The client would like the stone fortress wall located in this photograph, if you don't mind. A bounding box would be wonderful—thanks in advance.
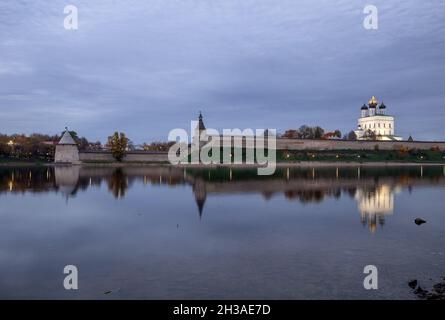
[68,138,445,164]
[276,138,445,151]
[55,135,445,164]
[78,150,169,162]
[214,136,445,151]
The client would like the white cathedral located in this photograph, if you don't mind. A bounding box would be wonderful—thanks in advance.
[354,96,402,141]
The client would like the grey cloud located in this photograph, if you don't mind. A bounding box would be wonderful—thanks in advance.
[0,0,444,142]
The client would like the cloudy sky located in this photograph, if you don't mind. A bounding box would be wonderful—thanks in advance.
[0,0,444,143]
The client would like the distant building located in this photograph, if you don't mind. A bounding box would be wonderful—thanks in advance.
[354,96,402,141]
[192,111,207,149]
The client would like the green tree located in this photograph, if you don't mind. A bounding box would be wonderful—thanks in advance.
[364,129,377,141]
[313,126,325,139]
[298,125,312,139]
[107,132,129,161]
[344,130,357,140]
[334,130,342,138]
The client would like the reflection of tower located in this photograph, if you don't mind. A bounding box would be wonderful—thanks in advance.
[54,166,80,200]
[355,184,394,233]
[193,178,207,219]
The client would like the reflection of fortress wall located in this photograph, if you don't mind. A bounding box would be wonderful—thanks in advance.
[201,177,401,196]
[78,166,184,180]
[3,166,445,225]
[52,167,445,199]
[6,166,445,199]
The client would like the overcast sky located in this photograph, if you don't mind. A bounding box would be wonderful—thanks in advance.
[1,0,444,143]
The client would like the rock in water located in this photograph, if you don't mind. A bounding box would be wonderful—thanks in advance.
[414,286,429,299]
[408,279,418,289]
[433,282,445,295]
[414,218,426,225]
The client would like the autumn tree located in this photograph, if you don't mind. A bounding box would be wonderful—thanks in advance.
[313,126,325,139]
[281,129,299,139]
[333,130,342,138]
[107,132,129,162]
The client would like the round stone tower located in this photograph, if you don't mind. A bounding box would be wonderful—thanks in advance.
[54,128,80,164]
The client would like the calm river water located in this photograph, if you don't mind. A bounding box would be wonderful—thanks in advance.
[0,165,444,299]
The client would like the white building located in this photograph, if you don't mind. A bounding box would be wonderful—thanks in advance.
[354,96,402,141]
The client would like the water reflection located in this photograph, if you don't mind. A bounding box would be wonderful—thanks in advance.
[107,168,128,199]
[1,165,445,232]
[356,185,398,233]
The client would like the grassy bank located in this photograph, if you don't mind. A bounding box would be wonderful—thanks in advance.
[0,157,51,166]
[276,149,445,163]
[2,149,445,165]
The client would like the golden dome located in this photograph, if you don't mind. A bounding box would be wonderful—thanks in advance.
[368,96,378,108]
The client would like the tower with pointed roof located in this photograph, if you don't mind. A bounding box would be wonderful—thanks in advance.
[354,96,402,141]
[54,127,80,163]
[192,112,207,161]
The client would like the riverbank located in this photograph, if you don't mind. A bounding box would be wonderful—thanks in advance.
[4,148,445,167]
[2,160,445,168]
[0,161,50,167]
[177,161,445,168]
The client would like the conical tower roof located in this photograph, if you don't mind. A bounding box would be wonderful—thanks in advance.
[58,128,77,145]
[198,112,206,130]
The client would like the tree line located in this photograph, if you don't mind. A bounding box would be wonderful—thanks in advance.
[0,126,360,163]
[280,125,357,140]
[0,131,98,162]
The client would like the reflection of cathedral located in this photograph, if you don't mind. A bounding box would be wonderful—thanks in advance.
[355,185,395,233]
